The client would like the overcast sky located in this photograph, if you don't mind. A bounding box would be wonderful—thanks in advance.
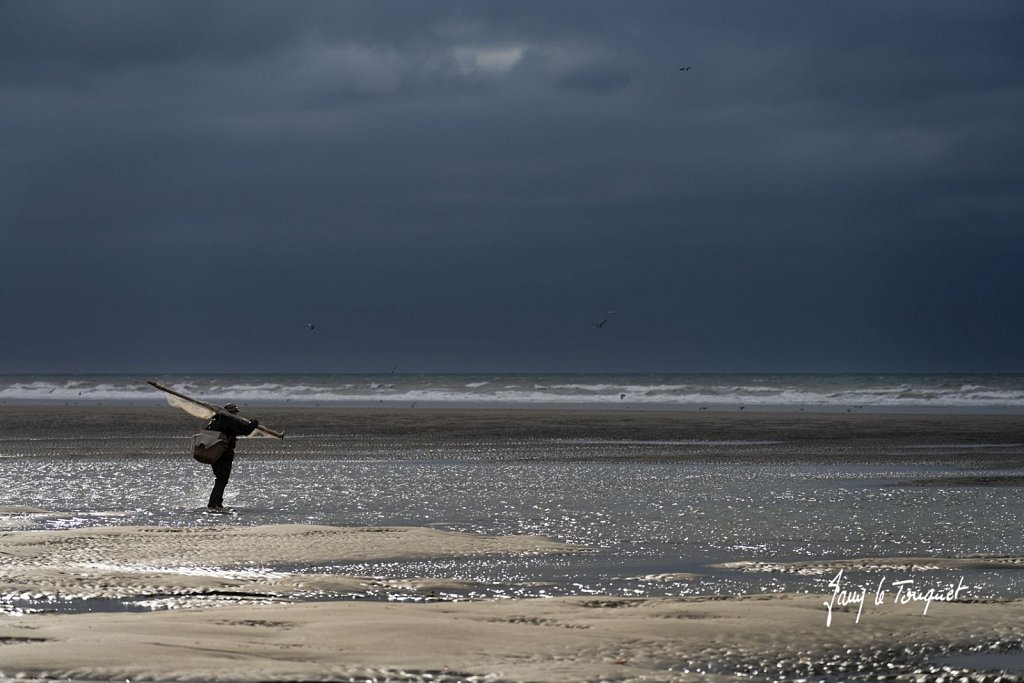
[2,1,1022,374]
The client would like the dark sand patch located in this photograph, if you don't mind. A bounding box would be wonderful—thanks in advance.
[716,556,1024,574]
[896,475,1024,487]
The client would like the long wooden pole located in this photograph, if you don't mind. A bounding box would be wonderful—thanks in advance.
[148,380,285,439]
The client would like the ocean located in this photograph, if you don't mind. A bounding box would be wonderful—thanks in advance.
[2,372,1024,412]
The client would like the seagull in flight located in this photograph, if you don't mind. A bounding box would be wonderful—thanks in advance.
[679,66,692,71]
[591,310,617,328]
[307,323,316,331]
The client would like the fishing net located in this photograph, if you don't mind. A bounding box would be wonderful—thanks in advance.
[164,392,216,420]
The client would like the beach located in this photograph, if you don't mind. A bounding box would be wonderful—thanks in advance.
[3,403,1024,458]
[2,405,1023,681]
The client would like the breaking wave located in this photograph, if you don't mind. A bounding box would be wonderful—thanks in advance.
[1,374,1023,411]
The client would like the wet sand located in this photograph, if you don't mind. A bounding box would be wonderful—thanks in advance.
[0,518,1021,682]
[1,590,1021,682]
[0,523,580,608]
[3,404,1024,463]
[2,406,1024,681]
[896,474,1024,487]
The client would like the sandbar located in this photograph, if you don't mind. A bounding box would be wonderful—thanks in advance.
[0,589,1020,682]
[1,523,1022,682]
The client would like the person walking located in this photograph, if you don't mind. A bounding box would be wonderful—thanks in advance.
[204,403,257,510]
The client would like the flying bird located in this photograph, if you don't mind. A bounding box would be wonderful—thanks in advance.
[678,66,692,71]
[307,323,316,331]
[591,310,617,329]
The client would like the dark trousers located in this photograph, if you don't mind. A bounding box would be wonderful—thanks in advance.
[208,450,234,508]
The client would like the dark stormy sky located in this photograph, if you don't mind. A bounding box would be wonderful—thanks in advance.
[2,1,1023,374]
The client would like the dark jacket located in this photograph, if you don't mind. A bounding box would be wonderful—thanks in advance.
[205,413,258,449]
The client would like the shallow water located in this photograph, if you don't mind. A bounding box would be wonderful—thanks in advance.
[3,424,1024,604]
[939,650,1024,674]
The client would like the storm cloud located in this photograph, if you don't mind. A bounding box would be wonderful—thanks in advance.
[2,1,1022,373]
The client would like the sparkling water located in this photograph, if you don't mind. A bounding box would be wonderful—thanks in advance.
[3,398,1022,604]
